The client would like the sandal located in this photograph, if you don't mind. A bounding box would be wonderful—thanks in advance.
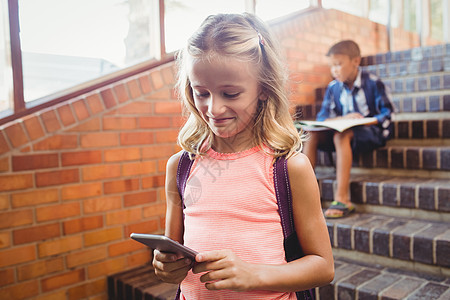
[325,201,355,219]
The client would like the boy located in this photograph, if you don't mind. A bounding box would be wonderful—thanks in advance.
[303,40,394,218]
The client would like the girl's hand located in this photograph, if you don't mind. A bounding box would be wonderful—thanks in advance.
[193,250,258,291]
[153,249,193,284]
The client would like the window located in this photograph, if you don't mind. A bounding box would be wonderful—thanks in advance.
[0,0,12,114]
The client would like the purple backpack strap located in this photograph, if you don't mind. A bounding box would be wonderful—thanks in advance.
[173,151,194,300]
[273,156,315,300]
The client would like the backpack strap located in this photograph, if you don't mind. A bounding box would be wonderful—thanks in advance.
[273,156,315,300]
[176,151,195,208]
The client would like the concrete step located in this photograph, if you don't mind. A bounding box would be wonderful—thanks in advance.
[383,74,450,96]
[316,173,450,216]
[318,257,450,300]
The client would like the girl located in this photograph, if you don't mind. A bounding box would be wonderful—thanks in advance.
[153,13,334,299]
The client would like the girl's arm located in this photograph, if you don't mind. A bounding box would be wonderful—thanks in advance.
[153,151,193,284]
[193,152,334,292]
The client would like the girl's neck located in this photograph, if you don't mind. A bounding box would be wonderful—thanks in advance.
[211,131,257,154]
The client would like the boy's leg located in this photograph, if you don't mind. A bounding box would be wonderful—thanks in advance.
[302,131,328,168]
[325,129,354,218]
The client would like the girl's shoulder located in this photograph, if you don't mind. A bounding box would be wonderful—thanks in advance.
[286,152,314,177]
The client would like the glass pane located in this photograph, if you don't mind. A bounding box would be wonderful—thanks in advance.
[369,0,389,25]
[164,0,246,54]
[19,0,157,102]
[255,0,310,21]
[430,0,443,40]
[322,0,364,17]
[0,0,13,114]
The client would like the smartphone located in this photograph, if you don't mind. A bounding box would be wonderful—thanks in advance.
[130,233,198,260]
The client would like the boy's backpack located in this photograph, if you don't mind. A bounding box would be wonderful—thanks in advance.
[175,151,315,300]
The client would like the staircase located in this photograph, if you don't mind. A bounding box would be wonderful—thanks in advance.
[297,44,450,299]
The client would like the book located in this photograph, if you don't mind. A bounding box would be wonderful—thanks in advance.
[295,117,378,133]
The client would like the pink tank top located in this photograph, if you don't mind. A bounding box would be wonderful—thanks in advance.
[180,146,296,299]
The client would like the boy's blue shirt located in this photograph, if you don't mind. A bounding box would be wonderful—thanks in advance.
[316,70,394,132]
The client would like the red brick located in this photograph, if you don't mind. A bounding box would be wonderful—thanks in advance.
[22,115,45,141]
[40,109,61,133]
[84,227,122,247]
[150,70,165,90]
[120,132,154,146]
[67,278,105,300]
[36,169,79,187]
[0,268,14,286]
[0,194,9,211]
[155,129,178,144]
[104,147,141,162]
[139,116,172,128]
[124,220,159,237]
[61,150,102,166]
[38,235,82,258]
[138,74,152,94]
[71,99,90,121]
[113,83,129,103]
[0,244,36,268]
[127,78,142,99]
[146,89,171,101]
[63,215,103,235]
[57,104,76,127]
[12,188,59,208]
[0,133,10,154]
[66,246,107,268]
[142,175,165,188]
[106,207,142,226]
[109,239,145,257]
[118,101,152,114]
[4,122,29,148]
[66,118,101,132]
[104,178,139,194]
[87,257,127,279]
[143,203,166,218]
[14,222,61,245]
[0,209,33,229]
[122,161,156,177]
[124,191,157,207]
[127,250,151,267]
[82,164,121,181]
[35,290,66,300]
[100,87,117,109]
[103,116,137,130]
[0,280,39,299]
[17,257,64,281]
[80,132,119,148]
[41,269,85,292]
[83,196,122,214]
[36,202,80,222]
[161,65,175,85]
[61,182,102,201]
[33,134,78,151]
[142,145,175,159]
[12,153,59,171]
[154,101,182,114]
[85,93,104,114]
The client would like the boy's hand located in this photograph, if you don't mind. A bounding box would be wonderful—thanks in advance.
[342,112,363,119]
[153,249,193,284]
[193,250,258,291]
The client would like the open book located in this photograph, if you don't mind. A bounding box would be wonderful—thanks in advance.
[295,117,378,133]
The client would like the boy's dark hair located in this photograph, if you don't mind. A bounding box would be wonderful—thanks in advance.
[326,40,360,58]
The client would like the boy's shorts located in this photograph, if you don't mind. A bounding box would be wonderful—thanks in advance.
[317,125,386,154]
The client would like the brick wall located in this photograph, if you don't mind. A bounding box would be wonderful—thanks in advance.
[0,8,432,300]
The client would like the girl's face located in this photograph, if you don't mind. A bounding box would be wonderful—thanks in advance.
[187,55,262,150]
[328,54,360,85]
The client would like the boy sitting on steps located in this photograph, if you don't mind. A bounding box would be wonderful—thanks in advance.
[302,40,394,219]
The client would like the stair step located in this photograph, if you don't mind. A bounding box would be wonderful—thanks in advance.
[361,43,450,66]
[317,174,450,215]
[318,257,450,300]
[315,145,450,172]
[383,74,450,95]
[324,212,449,270]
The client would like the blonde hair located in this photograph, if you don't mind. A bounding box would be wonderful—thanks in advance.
[176,13,303,159]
